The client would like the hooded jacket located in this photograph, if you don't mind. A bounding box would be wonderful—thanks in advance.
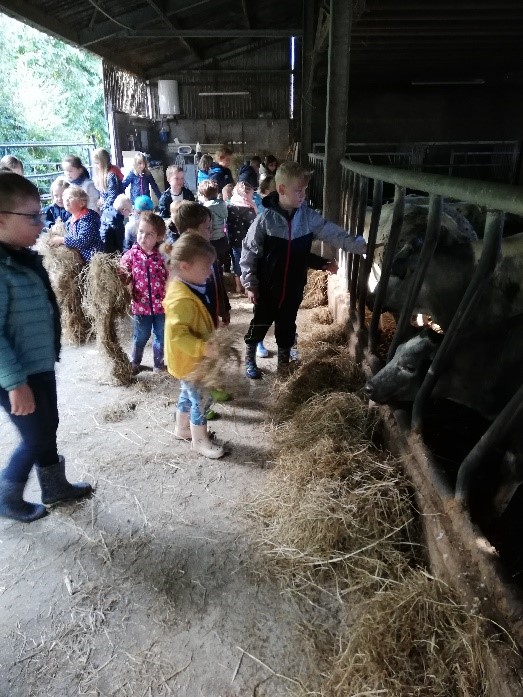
[120,244,168,315]
[240,191,366,306]
[100,207,125,253]
[158,186,195,218]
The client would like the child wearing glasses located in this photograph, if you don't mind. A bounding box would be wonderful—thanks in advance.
[0,171,92,522]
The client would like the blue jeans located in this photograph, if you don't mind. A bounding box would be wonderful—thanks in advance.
[231,246,242,277]
[0,371,59,483]
[131,314,165,368]
[178,381,211,426]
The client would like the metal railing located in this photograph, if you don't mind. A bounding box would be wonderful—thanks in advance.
[333,157,523,506]
[0,137,97,201]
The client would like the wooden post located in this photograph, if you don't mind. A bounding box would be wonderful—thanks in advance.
[300,0,315,166]
[322,0,352,223]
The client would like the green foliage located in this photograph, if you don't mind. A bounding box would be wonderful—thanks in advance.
[0,12,108,169]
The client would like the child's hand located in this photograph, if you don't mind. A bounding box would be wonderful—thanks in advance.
[205,341,218,359]
[247,288,259,304]
[323,260,338,274]
[9,384,35,416]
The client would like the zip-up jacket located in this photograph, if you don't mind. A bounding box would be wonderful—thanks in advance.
[64,208,103,262]
[43,203,71,228]
[0,244,61,391]
[240,191,366,305]
[158,186,195,218]
[100,207,125,253]
[120,244,168,315]
[122,171,162,204]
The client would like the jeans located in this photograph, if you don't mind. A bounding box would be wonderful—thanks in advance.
[178,381,211,426]
[0,371,59,483]
[231,246,242,277]
[131,314,165,368]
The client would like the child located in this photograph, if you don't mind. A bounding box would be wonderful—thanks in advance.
[222,183,234,203]
[198,179,229,268]
[48,185,103,263]
[120,212,168,373]
[241,161,366,379]
[0,171,92,522]
[44,177,71,228]
[163,233,225,459]
[227,170,258,295]
[158,165,195,218]
[122,152,162,205]
[124,195,154,252]
[259,154,278,177]
[61,155,99,211]
[208,147,235,192]
[100,193,132,253]
[197,154,214,186]
[256,175,276,215]
[249,156,262,178]
[93,148,124,211]
[0,155,24,175]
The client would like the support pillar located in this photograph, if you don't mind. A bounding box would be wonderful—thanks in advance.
[322,0,352,223]
[300,0,315,166]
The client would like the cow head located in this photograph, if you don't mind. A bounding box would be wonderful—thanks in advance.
[364,331,442,404]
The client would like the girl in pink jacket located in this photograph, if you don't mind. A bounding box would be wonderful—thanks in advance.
[120,212,168,373]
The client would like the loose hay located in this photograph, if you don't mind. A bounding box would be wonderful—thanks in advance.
[311,307,333,325]
[324,569,491,697]
[186,327,241,391]
[302,270,328,309]
[40,226,91,345]
[271,347,366,422]
[81,253,134,386]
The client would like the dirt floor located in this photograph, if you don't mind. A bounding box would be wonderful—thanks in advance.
[0,296,319,697]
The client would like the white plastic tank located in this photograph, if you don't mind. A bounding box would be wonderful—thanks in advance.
[158,80,180,115]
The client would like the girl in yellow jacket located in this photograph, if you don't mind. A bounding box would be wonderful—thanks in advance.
[163,233,225,459]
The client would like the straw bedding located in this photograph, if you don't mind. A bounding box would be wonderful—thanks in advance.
[301,269,329,309]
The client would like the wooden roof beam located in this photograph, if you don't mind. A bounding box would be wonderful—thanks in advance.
[0,0,80,45]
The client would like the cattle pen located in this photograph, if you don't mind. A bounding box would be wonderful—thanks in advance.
[309,152,523,682]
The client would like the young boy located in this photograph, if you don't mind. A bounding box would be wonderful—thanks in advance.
[0,172,92,522]
[100,193,132,253]
[158,165,195,218]
[44,177,71,228]
[197,179,229,268]
[240,161,366,379]
[209,147,235,192]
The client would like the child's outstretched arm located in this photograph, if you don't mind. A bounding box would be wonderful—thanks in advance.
[240,217,265,302]
[148,173,162,201]
[307,208,366,255]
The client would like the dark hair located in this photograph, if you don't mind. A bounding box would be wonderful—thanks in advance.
[139,211,166,238]
[264,154,278,167]
[250,155,262,166]
[0,172,39,209]
[198,155,213,172]
[173,201,211,233]
[0,155,24,173]
[238,165,258,189]
[62,155,89,179]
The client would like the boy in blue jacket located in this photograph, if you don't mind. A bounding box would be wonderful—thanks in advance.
[240,161,366,379]
[0,172,92,522]
[100,193,132,253]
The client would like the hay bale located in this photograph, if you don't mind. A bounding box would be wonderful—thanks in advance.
[40,228,91,345]
[81,253,134,386]
[271,348,366,422]
[311,307,333,325]
[186,327,241,391]
[324,569,491,697]
[302,270,328,309]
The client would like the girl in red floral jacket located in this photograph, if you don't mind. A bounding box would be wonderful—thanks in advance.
[120,212,168,373]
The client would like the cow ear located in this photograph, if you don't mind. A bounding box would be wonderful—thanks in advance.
[419,328,443,357]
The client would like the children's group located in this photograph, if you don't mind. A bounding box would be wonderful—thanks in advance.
[0,147,366,521]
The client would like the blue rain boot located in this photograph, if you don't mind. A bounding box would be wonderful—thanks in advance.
[245,344,262,379]
[256,342,269,358]
[0,474,47,523]
[36,456,92,506]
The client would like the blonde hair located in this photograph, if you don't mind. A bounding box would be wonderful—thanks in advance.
[133,152,149,174]
[222,183,234,201]
[167,232,216,272]
[214,146,233,162]
[198,179,218,200]
[63,184,88,206]
[114,194,132,213]
[165,165,184,181]
[93,148,111,191]
[275,161,311,188]
[51,177,70,195]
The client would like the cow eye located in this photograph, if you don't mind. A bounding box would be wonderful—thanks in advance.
[402,363,416,374]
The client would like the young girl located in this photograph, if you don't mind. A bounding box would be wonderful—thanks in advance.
[198,179,229,268]
[48,185,103,262]
[260,154,278,177]
[93,148,124,211]
[0,172,91,522]
[163,233,225,459]
[61,155,99,211]
[44,177,71,228]
[120,212,168,373]
[197,154,213,186]
[122,152,162,205]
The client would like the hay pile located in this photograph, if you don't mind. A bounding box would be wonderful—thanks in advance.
[81,253,134,386]
[186,327,241,391]
[324,569,491,697]
[311,307,333,325]
[40,223,91,345]
[302,270,328,309]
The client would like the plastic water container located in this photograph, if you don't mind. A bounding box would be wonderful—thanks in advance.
[178,146,192,155]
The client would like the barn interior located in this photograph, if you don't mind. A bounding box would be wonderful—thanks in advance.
[2,0,523,685]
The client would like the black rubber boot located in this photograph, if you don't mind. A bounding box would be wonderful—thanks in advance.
[277,347,292,376]
[0,476,48,523]
[36,456,93,506]
[245,344,262,379]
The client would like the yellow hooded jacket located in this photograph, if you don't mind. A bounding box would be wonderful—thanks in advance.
[163,278,214,379]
